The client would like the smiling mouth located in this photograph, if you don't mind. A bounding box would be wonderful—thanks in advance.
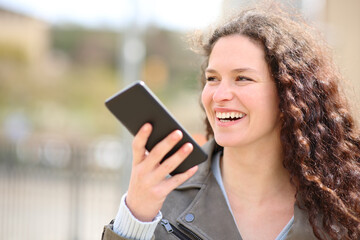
[216,111,246,122]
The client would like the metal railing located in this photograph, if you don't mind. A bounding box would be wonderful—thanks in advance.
[0,135,129,240]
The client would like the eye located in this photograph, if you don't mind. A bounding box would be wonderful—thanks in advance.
[206,76,218,82]
[236,76,252,82]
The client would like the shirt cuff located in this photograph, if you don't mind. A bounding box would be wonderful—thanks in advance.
[113,193,162,240]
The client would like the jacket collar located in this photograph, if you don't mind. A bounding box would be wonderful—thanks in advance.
[285,205,317,239]
[176,166,243,239]
[176,139,317,240]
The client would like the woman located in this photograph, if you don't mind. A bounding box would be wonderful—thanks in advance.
[102,4,360,240]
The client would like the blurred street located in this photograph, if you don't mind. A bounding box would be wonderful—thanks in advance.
[0,0,359,239]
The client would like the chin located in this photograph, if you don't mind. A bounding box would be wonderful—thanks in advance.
[214,134,242,148]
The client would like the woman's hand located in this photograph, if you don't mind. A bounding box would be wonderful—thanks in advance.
[126,123,198,222]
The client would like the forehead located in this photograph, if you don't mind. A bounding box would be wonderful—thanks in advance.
[208,35,267,70]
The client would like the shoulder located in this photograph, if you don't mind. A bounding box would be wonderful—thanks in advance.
[286,204,318,239]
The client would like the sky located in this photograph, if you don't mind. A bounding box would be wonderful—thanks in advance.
[0,0,223,30]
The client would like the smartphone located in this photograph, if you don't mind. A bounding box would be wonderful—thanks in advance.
[105,81,208,175]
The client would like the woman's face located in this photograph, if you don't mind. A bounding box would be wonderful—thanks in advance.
[201,35,281,148]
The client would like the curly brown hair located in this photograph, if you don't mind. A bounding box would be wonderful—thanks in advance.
[194,3,360,239]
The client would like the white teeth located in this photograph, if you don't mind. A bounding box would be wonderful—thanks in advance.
[216,111,245,120]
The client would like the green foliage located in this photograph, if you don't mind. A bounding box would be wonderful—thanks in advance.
[51,25,118,68]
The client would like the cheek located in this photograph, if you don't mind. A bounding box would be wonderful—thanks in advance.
[201,86,214,121]
[244,85,280,117]
[257,90,280,119]
[201,86,211,109]
[264,87,280,110]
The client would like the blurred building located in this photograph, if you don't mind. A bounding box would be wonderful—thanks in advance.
[325,0,360,120]
[0,7,49,68]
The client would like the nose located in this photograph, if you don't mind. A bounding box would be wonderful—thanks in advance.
[213,81,233,102]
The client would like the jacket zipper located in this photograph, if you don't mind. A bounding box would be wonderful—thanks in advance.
[161,219,203,240]
[178,223,203,240]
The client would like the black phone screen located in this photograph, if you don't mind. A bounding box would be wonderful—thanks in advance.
[105,81,207,175]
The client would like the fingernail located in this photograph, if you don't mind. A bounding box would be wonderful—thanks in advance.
[183,143,193,153]
[190,165,198,172]
[172,130,182,139]
[143,123,151,131]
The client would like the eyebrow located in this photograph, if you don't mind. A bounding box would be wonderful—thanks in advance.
[205,68,258,74]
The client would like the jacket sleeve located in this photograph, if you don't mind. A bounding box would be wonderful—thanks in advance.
[101,193,159,240]
[113,193,161,238]
[101,222,155,240]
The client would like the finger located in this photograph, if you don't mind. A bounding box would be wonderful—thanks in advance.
[145,129,183,168]
[132,123,152,164]
[161,165,198,194]
[154,143,193,179]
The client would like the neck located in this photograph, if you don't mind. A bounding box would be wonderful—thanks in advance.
[221,137,294,205]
